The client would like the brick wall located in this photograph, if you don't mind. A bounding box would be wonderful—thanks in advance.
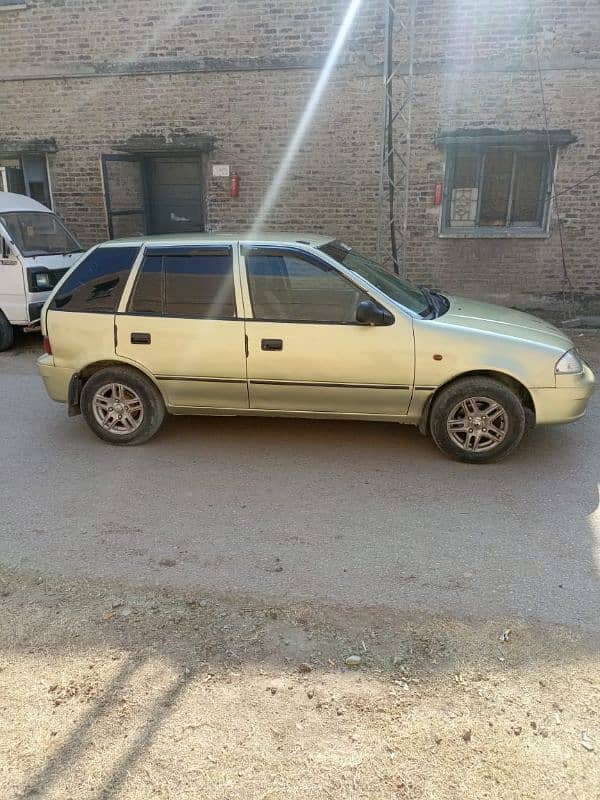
[1,0,599,313]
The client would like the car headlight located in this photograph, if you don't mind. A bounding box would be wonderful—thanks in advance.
[33,271,51,290]
[555,349,584,374]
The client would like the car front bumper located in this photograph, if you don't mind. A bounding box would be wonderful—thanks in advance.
[531,362,595,425]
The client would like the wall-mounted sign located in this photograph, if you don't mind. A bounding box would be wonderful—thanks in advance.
[212,164,230,177]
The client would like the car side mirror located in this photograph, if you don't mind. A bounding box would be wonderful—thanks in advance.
[355,299,394,326]
[1,239,17,264]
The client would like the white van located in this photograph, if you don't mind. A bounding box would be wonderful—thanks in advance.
[0,192,84,351]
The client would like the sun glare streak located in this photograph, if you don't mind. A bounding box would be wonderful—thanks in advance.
[250,0,364,237]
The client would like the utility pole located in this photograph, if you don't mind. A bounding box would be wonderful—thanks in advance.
[377,0,416,276]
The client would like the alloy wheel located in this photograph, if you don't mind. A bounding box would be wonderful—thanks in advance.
[446,396,508,453]
[91,382,144,435]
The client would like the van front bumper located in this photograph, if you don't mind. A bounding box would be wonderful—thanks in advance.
[37,355,73,403]
[531,363,595,425]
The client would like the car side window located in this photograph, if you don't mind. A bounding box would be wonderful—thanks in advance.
[50,246,139,313]
[245,248,368,323]
[127,254,162,315]
[128,247,236,319]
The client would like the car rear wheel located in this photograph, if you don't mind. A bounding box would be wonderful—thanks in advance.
[429,377,526,463]
[81,367,165,445]
[0,311,15,352]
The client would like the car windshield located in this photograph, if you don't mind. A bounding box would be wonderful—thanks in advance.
[0,211,82,258]
[320,241,430,315]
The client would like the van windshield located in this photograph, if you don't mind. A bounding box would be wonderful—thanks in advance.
[0,211,82,258]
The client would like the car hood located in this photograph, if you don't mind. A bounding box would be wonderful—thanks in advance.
[440,295,574,350]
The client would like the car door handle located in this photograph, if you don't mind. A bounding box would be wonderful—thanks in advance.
[261,338,283,351]
[131,332,151,345]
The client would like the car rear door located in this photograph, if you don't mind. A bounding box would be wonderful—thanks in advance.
[115,244,248,410]
[241,245,414,416]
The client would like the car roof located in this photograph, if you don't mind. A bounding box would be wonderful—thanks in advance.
[99,232,335,248]
[0,191,53,214]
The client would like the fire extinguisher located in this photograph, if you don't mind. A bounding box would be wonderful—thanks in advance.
[230,172,240,198]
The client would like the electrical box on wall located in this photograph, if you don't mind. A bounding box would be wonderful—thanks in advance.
[212,164,230,177]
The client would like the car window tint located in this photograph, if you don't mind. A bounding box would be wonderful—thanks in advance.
[245,253,288,277]
[164,253,236,318]
[128,255,163,314]
[50,246,139,313]
[245,250,366,323]
[127,248,236,318]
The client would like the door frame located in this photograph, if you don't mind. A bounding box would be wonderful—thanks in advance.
[101,154,150,239]
[101,153,207,239]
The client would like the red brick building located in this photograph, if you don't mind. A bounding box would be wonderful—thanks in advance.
[1,0,599,314]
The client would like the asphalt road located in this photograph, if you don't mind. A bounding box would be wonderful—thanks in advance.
[1,332,599,631]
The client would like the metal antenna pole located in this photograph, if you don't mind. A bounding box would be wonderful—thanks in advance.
[377,0,416,276]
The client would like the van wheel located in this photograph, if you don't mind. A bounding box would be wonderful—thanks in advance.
[0,311,15,351]
[80,367,165,446]
[429,377,526,464]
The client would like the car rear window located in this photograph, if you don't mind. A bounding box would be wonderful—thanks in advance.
[50,246,139,313]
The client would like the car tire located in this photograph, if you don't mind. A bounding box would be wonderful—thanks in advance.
[429,376,526,464]
[0,311,15,352]
[80,366,165,446]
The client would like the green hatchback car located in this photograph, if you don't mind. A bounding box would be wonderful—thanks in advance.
[38,233,595,463]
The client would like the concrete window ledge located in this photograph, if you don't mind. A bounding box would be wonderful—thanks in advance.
[438,231,551,240]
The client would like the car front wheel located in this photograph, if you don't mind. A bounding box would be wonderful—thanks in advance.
[429,377,527,463]
[81,367,165,445]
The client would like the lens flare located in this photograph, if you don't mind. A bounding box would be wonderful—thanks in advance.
[250,0,364,237]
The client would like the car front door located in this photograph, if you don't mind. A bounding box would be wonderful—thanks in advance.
[116,244,248,410]
[0,231,26,324]
[242,246,414,416]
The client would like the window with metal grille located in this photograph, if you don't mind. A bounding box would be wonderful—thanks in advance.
[441,145,554,236]
[436,130,576,237]
[0,155,52,208]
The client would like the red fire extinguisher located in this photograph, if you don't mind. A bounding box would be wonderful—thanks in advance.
[230,172,240,198]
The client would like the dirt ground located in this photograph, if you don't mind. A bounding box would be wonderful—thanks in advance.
[1,331,599,800]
